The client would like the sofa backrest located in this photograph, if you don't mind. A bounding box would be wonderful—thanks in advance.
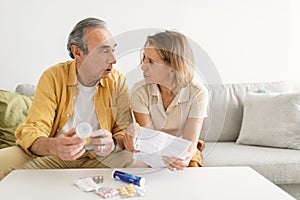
[14,82,293,143]
[199,81,292,142]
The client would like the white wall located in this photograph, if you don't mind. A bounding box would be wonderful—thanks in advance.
[0,0,293,91]
[289,0,300,91]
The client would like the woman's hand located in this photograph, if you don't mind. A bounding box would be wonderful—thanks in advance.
[124,123,140,153]
[163,152,193,171]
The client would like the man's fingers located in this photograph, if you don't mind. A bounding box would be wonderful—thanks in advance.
[90,129,115,157]
[92,137,111,145]
[60,136,85,146]
[60,147,86,160]
[93,143,114,157]
[71,147,86,160]
[60,142,85,153]
[91,129,111,138]
[57,128,85,146]
[57,142,86,160]
[64,128,77,137]
[54,135,86,160]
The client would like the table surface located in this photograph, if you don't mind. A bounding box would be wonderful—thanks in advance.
[0,166,295,200]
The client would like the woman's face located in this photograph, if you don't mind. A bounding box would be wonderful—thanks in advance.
[141,45,173,86]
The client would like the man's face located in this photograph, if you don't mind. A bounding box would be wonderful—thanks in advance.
[79,27,117,81]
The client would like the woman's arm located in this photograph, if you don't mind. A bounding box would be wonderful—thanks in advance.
[182,118,204,155]
[133,112,155,130]
[124,112,154,152]
[163,118,204,171]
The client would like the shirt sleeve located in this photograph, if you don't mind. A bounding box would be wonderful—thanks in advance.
[15,70,57,156]
[188,83,209,119]
[130,82,150,115]
[111,73,133,137]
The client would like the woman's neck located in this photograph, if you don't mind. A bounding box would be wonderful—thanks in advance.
[158,84,176,110]
[158,84,174,96]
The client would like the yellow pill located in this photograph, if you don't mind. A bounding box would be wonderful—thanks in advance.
[126,193,134,197]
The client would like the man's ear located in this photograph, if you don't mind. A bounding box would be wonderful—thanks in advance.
[71,45,84,60]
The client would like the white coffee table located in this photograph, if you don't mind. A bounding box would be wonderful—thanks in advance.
[0,166,295,200]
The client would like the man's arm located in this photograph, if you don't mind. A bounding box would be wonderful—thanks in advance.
[15,70,58,156]
[30,129,86,160]
[15,64,86,159]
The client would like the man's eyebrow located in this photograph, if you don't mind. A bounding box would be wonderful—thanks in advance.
[100,43,117,49]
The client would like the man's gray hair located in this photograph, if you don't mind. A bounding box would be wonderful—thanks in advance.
[67,17,106,59]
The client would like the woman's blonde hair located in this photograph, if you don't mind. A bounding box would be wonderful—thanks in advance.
[142,30,195,91]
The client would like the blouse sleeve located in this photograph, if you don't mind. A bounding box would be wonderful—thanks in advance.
[188,83,209,119]
[130,81,150,115]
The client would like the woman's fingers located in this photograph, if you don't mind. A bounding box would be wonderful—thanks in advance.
[124,123,140,153]
[163,156,190,171]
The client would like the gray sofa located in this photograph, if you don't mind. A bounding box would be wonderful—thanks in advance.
[200,81,300,199]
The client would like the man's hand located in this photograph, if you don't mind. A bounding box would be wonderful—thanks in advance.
[91,129,115,156]
[124,123,140,153]
[30,128,86,160]
[50,128,86,160]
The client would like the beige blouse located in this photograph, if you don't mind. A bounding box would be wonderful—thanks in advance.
[131,80,208,137]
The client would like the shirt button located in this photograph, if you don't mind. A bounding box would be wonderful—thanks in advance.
[66,114,70,117]
[73,96,76,99]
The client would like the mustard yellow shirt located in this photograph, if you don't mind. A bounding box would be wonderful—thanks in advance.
[15,60,132,155]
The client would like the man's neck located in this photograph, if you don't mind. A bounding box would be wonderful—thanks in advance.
[77,74,98,87]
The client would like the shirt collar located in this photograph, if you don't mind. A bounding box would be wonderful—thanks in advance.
[177,86,190,103]
[149,84,191,103]
[67,60,77,86]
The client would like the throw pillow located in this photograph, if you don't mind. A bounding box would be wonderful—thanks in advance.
[199,81,292,142]
[236,92,300,149]
[0,90,33,149]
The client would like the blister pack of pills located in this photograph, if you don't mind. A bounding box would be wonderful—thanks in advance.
[74,175,103,192]
[117,184,146,198]
[75,175,147,198]
[96,187,119,199]
[95,184,146,199]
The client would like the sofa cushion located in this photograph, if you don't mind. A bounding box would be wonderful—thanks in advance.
[203,142,300,185]
[236,92,300,149]
[15,84,36,96]
[200,81,292,142]
[0,90,33,149]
